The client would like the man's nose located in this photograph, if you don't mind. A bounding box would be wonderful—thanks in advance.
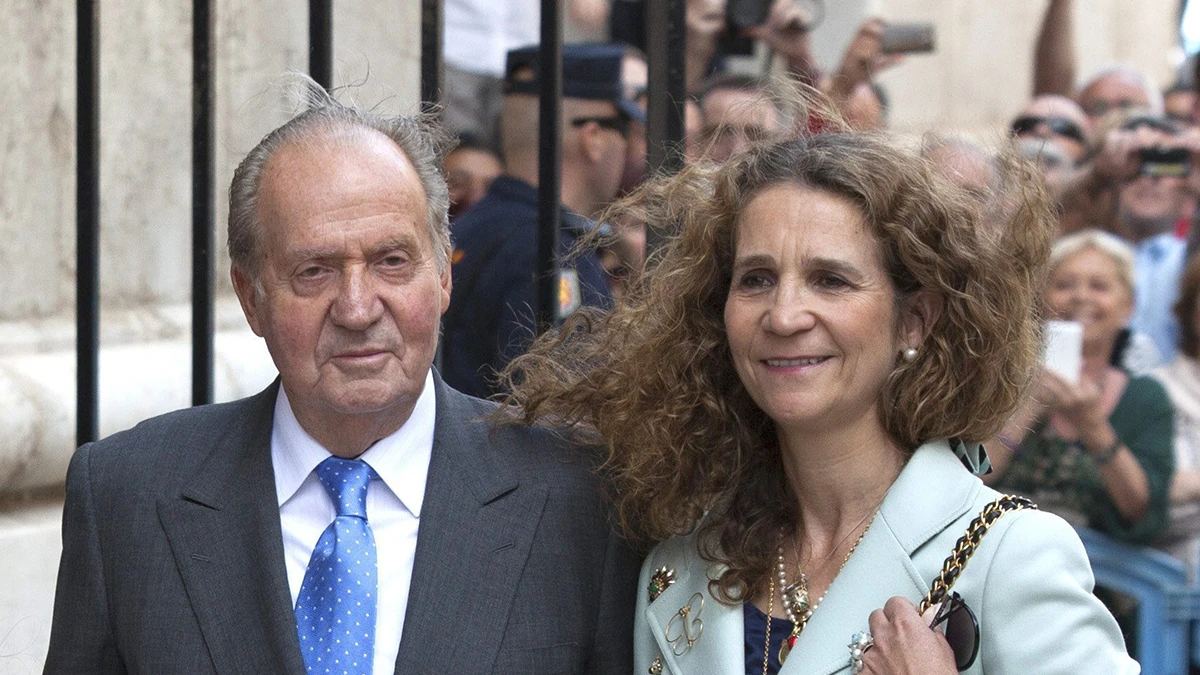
[329,266,383,330]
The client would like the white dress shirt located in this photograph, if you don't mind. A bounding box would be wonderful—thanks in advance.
[1132,232,1187,361]
[272,371,436,675]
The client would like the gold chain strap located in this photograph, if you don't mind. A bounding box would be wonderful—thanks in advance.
[916,495,1036,615]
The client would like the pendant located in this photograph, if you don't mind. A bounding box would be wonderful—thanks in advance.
[782,573,810,615]
[779,633,798,664]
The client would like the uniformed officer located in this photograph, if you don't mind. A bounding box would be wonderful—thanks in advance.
[443,43,648,398]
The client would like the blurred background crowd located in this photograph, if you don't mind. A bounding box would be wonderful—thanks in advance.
[436,0,1200,656]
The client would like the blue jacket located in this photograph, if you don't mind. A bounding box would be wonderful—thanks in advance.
[443,176,613,399]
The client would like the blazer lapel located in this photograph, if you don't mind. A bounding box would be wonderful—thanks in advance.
[157,382,308,675]
[645,559,743,675]
[394,375,549,674]
[780,440,983,675]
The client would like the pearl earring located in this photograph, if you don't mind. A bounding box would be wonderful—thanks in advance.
[902,347,918,362]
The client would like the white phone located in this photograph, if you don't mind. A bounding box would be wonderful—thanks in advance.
[1043,320,1082,385]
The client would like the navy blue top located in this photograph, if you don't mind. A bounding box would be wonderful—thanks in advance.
[442,176,613,399]
[744,603,792,675]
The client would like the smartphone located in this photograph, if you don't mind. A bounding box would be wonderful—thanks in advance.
[1139,146,1190,178]
[881,22,936,55]
[1043,320,1082,386]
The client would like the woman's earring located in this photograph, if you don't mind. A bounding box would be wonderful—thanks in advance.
[902,347,918,363]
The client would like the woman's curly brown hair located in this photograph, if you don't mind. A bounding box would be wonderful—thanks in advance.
[500,131,1054,604]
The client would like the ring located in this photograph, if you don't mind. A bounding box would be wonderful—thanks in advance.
[849,631,874,674]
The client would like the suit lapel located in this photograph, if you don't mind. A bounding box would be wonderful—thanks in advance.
[394,376,549,674]
[157,381,308,675]
[780,441,983,675]
[645,557,743,675]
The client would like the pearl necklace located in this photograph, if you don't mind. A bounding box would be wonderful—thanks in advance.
[773,513,876,665]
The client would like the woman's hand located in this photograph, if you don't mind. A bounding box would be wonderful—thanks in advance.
[1038,370,1108,432]
[861,597,956,675]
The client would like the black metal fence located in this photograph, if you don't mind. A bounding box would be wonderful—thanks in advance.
[74,0,685,446]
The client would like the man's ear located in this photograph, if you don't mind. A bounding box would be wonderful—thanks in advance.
[439,246,453,316]
[577,121,607,164]
[901,290,944,350]
[232,266,265,337]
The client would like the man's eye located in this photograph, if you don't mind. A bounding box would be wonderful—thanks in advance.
[298,266,326,278]
[379,255,408,268]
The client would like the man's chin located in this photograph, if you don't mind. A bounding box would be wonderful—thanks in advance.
[319,379,421,417]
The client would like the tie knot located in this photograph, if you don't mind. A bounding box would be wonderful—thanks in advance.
[314,457,376,519]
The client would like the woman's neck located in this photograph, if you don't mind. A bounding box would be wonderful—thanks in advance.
[776,421,906,544]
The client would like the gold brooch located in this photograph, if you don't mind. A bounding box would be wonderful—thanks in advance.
[648,566,676,602]
[664,592,705,656]
[648,656,663,674]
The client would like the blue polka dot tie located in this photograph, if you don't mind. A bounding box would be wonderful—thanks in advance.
[295,457,379,675]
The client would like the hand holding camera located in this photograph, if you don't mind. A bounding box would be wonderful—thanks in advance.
[826,18,906,101]
[1093,122,1200,183]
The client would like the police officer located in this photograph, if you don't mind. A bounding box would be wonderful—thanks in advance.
[443,43,647,398]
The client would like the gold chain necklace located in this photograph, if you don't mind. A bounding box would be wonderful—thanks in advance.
[765,512,877,670]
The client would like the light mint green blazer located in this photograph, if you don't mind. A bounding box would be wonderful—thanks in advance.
[634,440,1140,675]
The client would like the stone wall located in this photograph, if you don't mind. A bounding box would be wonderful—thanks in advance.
[0,0,1181,670]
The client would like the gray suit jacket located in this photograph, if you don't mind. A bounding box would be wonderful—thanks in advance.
[43,373,638,674]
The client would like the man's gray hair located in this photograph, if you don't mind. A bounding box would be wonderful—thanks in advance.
[228,80,454,281]
[1081,65,1165,115]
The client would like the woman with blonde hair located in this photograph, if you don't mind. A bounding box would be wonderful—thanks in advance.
[504,132,1136,673]
[989,229,1174,545]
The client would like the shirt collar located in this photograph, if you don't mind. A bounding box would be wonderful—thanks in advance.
[271,370,437,518]
[1138,231,1184,256]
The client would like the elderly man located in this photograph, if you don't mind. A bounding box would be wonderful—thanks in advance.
[443,43,647,399]
[1077,66,1164,126]
[43,86,638,674]
[1111,116,1195,361]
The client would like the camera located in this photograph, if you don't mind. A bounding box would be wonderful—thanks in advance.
[1139,147,1190,178]
[721,0,821,56]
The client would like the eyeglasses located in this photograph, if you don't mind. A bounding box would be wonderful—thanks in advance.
[1010,116,1087,146]
[571,116,631,139]
[929,592,979,671]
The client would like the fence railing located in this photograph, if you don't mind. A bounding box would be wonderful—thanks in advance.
[73,0,686,446]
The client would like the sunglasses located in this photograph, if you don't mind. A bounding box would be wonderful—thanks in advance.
[570,116,631,139]
[930,592,979,671]
[1010,116,1087,146]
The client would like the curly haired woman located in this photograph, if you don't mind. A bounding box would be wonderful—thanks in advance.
[503,132,1136,674]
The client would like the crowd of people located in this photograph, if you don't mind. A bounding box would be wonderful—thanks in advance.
[437,0,1200,668]
[38,1,1200,674]
[441,0,1200,574]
